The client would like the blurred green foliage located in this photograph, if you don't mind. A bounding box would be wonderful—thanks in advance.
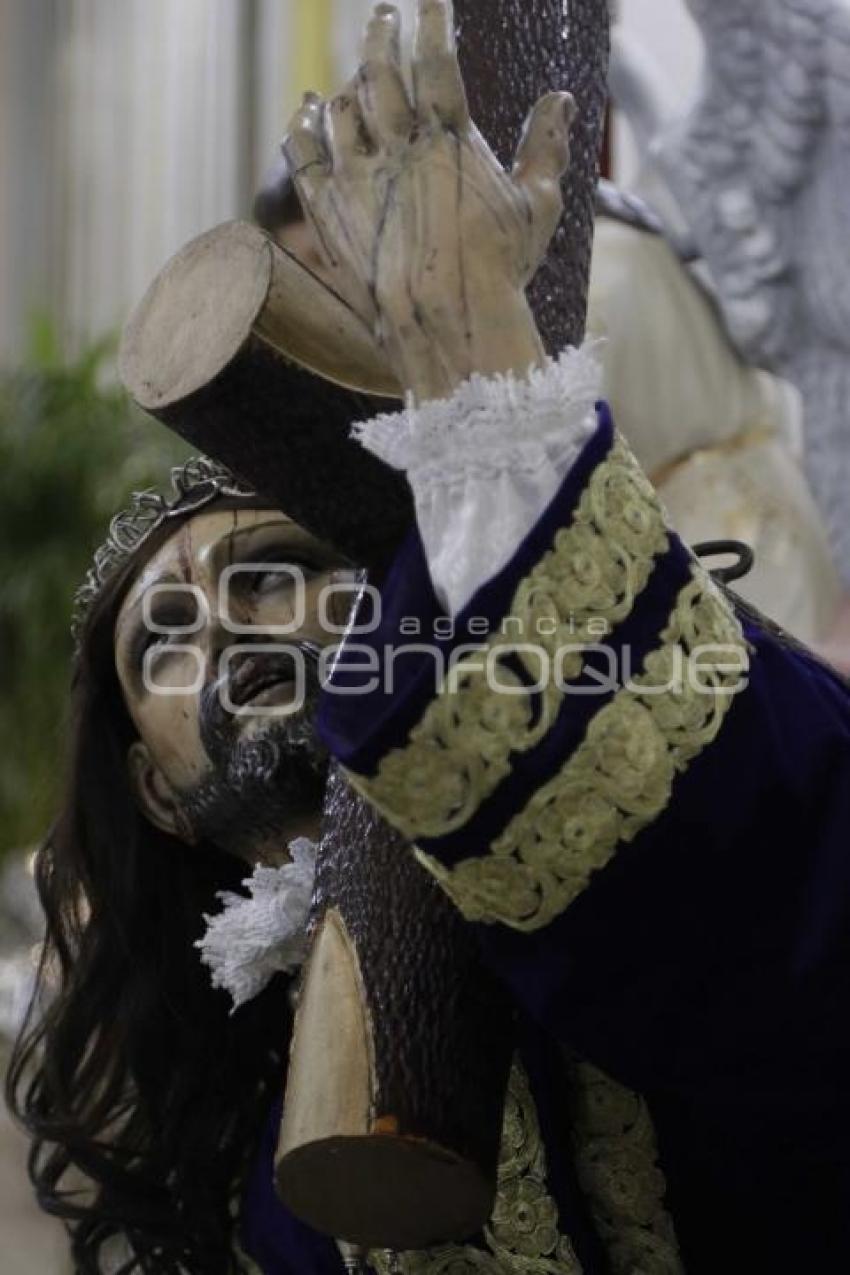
[0,320,189,855]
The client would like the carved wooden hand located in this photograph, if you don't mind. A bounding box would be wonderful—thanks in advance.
[283,0,576,400]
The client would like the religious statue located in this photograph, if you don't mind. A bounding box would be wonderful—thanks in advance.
[7,4,850,1275]
[586,6,850,649]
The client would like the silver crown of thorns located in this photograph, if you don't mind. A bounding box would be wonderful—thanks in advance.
[71,456,257,648]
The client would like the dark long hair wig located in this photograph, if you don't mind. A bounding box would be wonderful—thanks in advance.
[5,512,294,1274]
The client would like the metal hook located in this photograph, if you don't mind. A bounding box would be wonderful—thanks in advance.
[692,539,755,585]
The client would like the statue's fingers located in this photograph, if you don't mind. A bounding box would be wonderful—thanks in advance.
[359,5,414,145]
[413,0,469,128]
[282,92,331,200]
[362,2,403,67]
[327,81,375,171]
[511,95,576,279]
[512,92,576,191]
[414,0,455,60]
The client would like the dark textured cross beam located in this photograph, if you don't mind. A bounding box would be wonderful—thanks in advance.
[275,0,611,1252]
[458,0,610,353]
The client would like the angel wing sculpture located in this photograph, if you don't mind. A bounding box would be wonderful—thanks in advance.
[587,5,846,647]
[654,0,850,585]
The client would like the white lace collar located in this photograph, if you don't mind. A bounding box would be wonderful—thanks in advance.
[195,838,317,1011]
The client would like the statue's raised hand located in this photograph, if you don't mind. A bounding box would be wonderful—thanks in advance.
[282,0,576,400]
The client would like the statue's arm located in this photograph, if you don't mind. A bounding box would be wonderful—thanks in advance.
[296,2,829,932]
[306,6,850,1266]
[315,319,850,1274]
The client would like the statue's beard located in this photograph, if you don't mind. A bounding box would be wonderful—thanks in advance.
[178,648,328,860]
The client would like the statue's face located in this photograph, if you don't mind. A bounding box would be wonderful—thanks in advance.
[114,506,351,860]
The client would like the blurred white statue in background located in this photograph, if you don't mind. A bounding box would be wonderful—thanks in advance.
[589,1,850,655]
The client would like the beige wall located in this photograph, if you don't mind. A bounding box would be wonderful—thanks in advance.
[0,0,265,361]
[0,1096,68,1275]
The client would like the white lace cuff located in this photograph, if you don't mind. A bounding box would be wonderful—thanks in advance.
[352,344,603,615]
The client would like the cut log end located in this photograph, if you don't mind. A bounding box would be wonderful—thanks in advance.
[276,1134,496,1251]
[120,220,400,411]
[277,883,509,1249]
[120,221,273,411]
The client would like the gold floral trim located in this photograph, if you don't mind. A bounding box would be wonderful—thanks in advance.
[571,1063,684,1275]
[347,435,669,842]
[369,1063,583,1275]
[416,565,749,931]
